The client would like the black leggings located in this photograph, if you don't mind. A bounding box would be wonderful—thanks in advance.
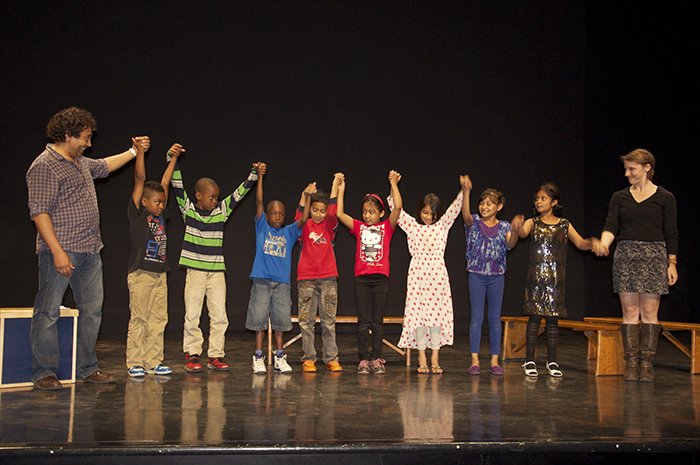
[354,274,389,361]
[525,316,558,362]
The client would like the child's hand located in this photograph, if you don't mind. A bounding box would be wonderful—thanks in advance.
[388,170,402,184]
[333,172,345,185]
[511,214,525,232]
[131,137,145,156]
[304,182,317,196]
[254,162,267,175]
[166,143,185,160]
[460,175,472,191]
[131,136,150,154]
[591,238,609,257]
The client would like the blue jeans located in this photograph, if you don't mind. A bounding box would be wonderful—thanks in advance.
[245,279,292,332]
[31,251,104,381]
[468,273,504,355]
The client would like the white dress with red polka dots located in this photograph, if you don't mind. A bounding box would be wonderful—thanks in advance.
[391,191,463,349]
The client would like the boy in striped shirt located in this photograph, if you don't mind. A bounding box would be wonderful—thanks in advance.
[170,151,262,372]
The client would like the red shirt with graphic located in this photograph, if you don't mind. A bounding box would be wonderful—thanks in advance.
[295,201,339,280]
[350,218,395,278]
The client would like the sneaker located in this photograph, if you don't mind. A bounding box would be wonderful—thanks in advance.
[148,364,172,376]
[546,361,563,378]
[302,360,317,372]
[252,355,267,374]
[184,353,203,373]
[274,353,292,373]
[207,357,230,371]
[371,358,386,374]
[357,360,371,375]
[468,365,481,375]
[325,360,343,372]
[522,361,538,377]
[127,366,146,378]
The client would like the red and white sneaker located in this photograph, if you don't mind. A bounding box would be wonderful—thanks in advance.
[184,353,203,373]
[207,357,230,371]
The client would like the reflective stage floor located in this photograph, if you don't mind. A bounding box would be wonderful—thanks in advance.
[1,329,699,464]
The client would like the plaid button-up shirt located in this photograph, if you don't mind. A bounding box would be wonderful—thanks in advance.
[26,144,109,254]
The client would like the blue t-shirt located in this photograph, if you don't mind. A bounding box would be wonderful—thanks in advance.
[250,214,302,284]
[464,214,511,275]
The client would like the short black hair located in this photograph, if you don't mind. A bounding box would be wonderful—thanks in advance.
[143,181,165,198]
[310,189,330,206]
[46,107,97,142]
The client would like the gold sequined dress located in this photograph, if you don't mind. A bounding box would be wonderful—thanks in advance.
[523,217,569,318]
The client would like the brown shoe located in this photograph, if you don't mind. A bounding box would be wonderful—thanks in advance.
[34,375,62,391]
[82,370,116,384]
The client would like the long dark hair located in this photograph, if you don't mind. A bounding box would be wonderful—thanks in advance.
[533,182,564,217]
[416,193,444,225]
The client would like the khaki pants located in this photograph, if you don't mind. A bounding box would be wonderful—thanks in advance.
[183,269,228,358]
[126,270,168,369]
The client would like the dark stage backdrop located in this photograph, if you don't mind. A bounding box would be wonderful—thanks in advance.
[0,2,693,340]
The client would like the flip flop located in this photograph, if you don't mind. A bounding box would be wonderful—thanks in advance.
[430,365,443,374]
[417,365,430,374]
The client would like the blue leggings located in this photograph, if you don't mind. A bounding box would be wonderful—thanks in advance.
[468,273,504,355]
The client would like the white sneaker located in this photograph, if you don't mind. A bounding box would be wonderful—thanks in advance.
[252,355,267,374]
[274,353,292,373]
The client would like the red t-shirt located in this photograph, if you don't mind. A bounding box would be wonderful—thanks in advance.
[350,218,395,277]
[295,202,339,280]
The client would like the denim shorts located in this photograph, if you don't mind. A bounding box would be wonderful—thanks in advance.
[245,278,292,331]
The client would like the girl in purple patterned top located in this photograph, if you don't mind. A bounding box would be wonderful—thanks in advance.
[462,176,520,376]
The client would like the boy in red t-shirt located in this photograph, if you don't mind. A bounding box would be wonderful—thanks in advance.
[295,173,344,372]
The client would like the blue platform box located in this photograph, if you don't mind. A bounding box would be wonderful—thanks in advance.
[0,307,78,388]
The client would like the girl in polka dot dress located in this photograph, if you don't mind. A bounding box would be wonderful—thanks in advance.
[389,175,470,374]
[462,176,519,376]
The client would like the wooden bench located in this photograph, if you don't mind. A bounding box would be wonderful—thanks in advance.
[501,316,624,376]
[267,315,409,366]
[584,316,700,375]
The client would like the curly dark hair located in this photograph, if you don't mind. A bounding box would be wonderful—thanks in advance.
[416,193,444,225]
[46,107,97,142]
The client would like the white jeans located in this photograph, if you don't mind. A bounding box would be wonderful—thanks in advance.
[415,326,441,351]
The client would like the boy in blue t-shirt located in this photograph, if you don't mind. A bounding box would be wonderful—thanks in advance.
[246,163,313,373]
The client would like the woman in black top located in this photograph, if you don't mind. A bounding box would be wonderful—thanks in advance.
[593,148,678,382]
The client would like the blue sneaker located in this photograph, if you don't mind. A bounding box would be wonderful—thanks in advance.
[127,366,146,378]
[148,364,172,376]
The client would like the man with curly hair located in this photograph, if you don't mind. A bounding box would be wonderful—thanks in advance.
[26,106,150,390]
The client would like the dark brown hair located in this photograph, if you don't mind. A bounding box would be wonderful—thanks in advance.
[46,107,97,142]
[416,193,444,225]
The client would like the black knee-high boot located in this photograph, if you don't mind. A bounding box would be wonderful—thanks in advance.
[621,324,640,381]
[639,323,662,382]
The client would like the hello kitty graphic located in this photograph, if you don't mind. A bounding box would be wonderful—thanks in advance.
[360,224,384,263]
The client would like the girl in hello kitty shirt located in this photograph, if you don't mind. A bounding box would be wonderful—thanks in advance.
[337,170,402,375]
[389,175,469,374]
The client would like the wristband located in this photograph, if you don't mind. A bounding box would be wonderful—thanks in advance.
[129,147,137,158]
